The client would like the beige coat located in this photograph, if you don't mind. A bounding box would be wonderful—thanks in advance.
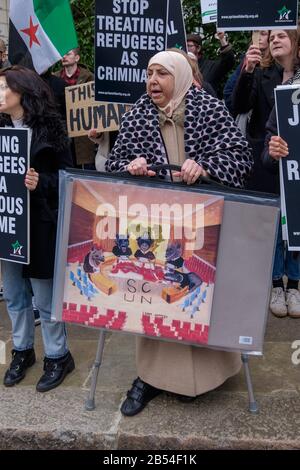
[136,104,242,396]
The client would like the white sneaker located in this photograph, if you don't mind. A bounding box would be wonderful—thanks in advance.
[286,289,300,318]
[270,287,287,317]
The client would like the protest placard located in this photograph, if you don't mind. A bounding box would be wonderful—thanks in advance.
[275,84,300,250]
[217,0,298,31]
[52,170,279,354]
[0,128,30,264]
[95,0,169,104]
[200,0,217,24]
[166,0,187,50]
[65,81,130,137]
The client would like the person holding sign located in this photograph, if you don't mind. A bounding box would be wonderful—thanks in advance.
[106,51,253,416]
[224,30,270,114]
[232,28,300,193]
[55,48,95,167]
[262,68,300,318]
[186,32,234,98]
[233,26,300,317]
[0,65,75,392]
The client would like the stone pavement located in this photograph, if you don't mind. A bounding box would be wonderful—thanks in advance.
[0,297,300,450]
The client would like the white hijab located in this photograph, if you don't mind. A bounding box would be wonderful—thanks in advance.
[148,51,193,117]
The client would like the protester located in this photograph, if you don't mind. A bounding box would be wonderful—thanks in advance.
[224,30,270,114]
[232,27,300,316]
[54,48,94,85]
[0,65,75,391]
[105,51,253,416]
[55,48,95,167]
[186,32,235,97]
[232,28,299,192]
[88,48,216,172]
[262,68,300,318]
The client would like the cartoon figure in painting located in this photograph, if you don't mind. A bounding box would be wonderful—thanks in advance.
[83,245,105,273]
[134,233,156,265]
[112,234,132,260]
[165,242,184,272]
[163,242,202,292]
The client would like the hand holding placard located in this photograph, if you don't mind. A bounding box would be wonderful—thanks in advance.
[269,136,289,160]
[245,45,262,73]
[25,168,39,191]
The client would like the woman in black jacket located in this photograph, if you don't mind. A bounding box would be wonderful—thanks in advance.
[0,65,75,392]
[232,28,300,193]
[262,68,300,318]
[232,28,300,317]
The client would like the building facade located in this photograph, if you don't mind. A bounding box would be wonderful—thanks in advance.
[0,0,9,44]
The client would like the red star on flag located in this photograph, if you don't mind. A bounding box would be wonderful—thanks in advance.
[21,16,40,48]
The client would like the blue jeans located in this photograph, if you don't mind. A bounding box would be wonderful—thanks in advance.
[272,225,300,281]
[2,261,68,359]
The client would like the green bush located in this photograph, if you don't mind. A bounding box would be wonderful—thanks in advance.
[70,0,95,71]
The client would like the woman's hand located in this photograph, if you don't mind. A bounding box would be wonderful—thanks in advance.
[269,136,289,160]
[245,45,262,73]
[173,159,208,185]
[25,168,39,191]
[127,157,156,176]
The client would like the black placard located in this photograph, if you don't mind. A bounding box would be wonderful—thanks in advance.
[217,0,298,31]
[0,128,30,264]
[166,0,187,51]
[275,85,300,249]
[95,0,169,105]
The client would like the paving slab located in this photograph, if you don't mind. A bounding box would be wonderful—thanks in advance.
[1,300,300,450]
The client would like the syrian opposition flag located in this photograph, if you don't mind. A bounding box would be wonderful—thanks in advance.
[9,0,78,74]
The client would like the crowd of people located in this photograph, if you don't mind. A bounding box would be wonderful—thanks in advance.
[0,24,300,415]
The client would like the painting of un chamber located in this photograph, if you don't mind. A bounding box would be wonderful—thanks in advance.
[61,178,224,346]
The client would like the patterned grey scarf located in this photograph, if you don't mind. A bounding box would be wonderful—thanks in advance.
[287,67,300,84]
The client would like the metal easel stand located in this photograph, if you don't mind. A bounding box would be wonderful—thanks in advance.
[85,330,106,411]
[241,353,259,414]
[84,335,259,413]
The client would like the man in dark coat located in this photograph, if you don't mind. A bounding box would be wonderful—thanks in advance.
[54,48,95,167]
[187,32,235,97]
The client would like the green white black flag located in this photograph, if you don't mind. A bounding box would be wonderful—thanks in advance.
[9,0,78,74]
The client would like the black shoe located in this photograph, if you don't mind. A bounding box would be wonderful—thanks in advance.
[33,309,41,326]
[36,351,75,393]
[3,348,36,387]
[120,377,162,416]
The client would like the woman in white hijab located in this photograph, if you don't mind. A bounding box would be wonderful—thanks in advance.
[106,51,253,416]
[127,50,210,184]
